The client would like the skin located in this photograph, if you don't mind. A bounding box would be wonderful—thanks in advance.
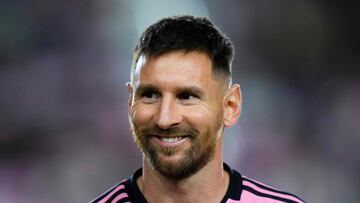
[127,50,242,203]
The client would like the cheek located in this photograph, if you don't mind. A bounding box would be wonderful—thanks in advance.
[185,107,214,129]
[131,104,157,125]
[185,104,224,131]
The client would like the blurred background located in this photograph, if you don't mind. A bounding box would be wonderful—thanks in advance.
[0,0,359,202]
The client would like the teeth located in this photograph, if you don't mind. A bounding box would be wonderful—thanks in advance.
[161,137,183,143]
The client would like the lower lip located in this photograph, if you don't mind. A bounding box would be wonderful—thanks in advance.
[153,136,190,147]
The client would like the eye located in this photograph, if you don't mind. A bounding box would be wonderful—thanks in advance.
[141,91,160,103]
[178,92,198,100]
[142,91,155,98]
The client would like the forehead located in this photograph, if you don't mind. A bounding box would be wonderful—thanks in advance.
[133,51,217,89]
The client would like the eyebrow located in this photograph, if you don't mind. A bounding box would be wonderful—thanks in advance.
[135,84,160,96]
[135,84,205,97]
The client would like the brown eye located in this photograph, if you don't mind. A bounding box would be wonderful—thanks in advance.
[141,91,159,103]
[143,91,155,98]
[178,92,197,100]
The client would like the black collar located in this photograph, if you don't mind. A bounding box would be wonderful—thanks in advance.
[125,163,242,202]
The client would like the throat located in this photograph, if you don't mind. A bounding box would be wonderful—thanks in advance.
[139,161,230,203]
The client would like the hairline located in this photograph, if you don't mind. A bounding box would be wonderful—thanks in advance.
[130,50,232,88]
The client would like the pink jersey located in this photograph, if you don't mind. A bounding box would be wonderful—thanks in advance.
[90,163,305,203]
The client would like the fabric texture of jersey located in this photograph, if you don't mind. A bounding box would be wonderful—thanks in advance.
[89,163,305,203]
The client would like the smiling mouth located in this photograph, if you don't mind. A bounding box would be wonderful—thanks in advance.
[160,136,185,143]
[154,135,190,144]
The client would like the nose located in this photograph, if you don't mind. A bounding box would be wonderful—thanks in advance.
[155,95,183,129]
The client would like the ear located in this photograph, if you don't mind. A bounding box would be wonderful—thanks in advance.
[126,82,133,114]
[223,84,242,127]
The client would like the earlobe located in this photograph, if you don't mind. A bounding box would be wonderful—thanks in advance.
[126,82,133,113]
[223,84,242,127]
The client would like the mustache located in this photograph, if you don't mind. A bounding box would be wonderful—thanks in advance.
[137,126,199,138]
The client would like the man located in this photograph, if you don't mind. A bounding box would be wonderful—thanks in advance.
[91,15,304,203]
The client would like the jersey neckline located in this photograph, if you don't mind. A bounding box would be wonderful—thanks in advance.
[125,162,243,203]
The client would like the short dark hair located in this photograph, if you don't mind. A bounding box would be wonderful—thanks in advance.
[131,15,234,83]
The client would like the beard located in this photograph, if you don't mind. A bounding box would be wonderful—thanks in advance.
[130,120,222,180]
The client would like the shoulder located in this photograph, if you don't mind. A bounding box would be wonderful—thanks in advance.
[223,163,305,203]
[240,176,305,203]
[89,168,146,203]
[89,179,131,203]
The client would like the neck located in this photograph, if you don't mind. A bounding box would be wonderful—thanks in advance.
[137,143,229,203]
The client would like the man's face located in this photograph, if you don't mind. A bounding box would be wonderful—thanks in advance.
[128,51,226,179]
